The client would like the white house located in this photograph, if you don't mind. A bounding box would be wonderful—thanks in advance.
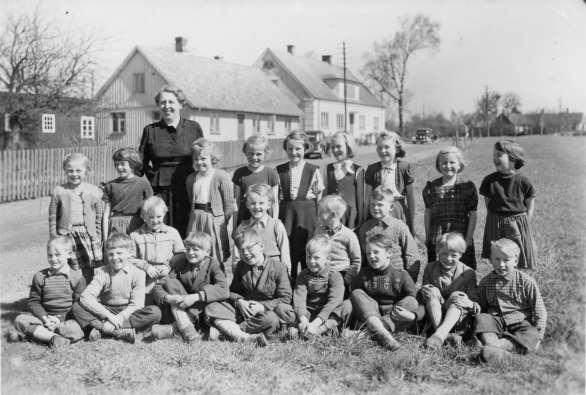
[254,45,385,140]
[95,38,301,146]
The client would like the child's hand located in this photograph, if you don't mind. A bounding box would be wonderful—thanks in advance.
[107,313,124,329]
[236,299,254,319]
[390,306,416,323]
[306,319,323,335]
[248,301,265,316]
[451,293,473,310]
[298,317,309,334]
[43,316,60,331]
[420,285,433,300]
[146,265,160,279]
[157,265,170,277]
[164,294,184,307]
[178,294,199,309]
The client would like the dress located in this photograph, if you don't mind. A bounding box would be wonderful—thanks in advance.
[103,176,153,235]
[422,176,478,268]
[325,162,366,229]
[479,172,537,269]
[232,166,279,225]
[139,118,203,237]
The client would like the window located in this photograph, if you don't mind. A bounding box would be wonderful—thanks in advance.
[42,114,56,133]
[4,113,11,131]
[152,111,160,121]
[359,115,365,130]
[252,117,261,133]
[320,112,329,129]
[80,116,95,139]
[132,73,145,94]
[337,113,344,130]
[209,114,220,134]
[373,117,380,132]
[285,118,292,132]
[267,115,275,134]
[112,112,126,133]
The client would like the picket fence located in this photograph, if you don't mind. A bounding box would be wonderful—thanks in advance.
[0,139,287,203]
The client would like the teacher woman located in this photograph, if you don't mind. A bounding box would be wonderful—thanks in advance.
[139,86,203,237]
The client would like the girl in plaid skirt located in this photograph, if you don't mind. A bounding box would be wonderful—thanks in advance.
[49,153,103,283]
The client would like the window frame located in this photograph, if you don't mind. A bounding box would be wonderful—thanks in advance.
[209,113,221,135]
[42,113,56,134]
[112,112,126,133]
[80,116,95,139]
[132,73,145,94]
[337,113,344,130]
[320,112,329,129]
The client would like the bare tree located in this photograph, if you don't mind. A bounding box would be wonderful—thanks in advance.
[501,92,522,114]
[361,14,440,134]
[0,9,98,108]
[475,89,501,137]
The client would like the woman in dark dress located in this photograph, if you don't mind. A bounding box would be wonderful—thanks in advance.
[139,86,204,237]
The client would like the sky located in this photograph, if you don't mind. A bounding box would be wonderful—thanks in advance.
[3,0,586,118]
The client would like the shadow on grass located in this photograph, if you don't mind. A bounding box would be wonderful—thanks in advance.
[1,298,28,322]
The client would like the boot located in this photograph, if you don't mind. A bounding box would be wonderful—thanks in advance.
[213,320,268,347]
[208,326,221,341]
[88,328,102,342]
[366,316,401,352]
[7,328,25,343]
[49,335,70,349]
[151,324,176,341]
[113,328,136,344]
[171,308,200,343]
[176,324,201,343]
[30,325,57,345]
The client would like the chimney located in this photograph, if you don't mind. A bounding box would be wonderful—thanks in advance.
[213,55,223,61]
[321,55,332,65]
[175,37,187,53]
[286,44,295,55]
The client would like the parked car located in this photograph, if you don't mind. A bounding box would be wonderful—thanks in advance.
[305,130,330,158]
[412,128,437,144]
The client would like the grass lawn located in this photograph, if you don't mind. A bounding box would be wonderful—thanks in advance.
[1,136,584,394]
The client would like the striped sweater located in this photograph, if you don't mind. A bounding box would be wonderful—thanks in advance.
[28,267,86,319]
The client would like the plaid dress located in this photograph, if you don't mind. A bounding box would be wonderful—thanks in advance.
[422,177,478,268]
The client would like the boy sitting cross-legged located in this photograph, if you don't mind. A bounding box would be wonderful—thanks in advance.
[72,232,161,343]
[291,235,345,339]
[9,236,86,348]
[421,232,478,349]
[350,231,419,351]
[207,228,295,346]
[471,238,547,363]
[357,186,421,283]
[150,231,228,343]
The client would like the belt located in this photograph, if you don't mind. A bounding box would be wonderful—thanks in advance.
[193,203,212,212]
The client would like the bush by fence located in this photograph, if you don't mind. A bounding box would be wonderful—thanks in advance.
[0,139,288,203]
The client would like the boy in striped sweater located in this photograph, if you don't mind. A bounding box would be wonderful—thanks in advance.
[9,236,86,348]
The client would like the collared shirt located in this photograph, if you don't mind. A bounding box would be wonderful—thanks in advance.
[381,162,401,197]
[28,266,85,319]
[293,267,344,321]
[289,161,324,200]
[131,224,185,266]
[80,263,145,320]
[313,224,361,275]
[192,169,215,204]
[476,269,547,338]
[333,159,356,181]
[421,260,477,301]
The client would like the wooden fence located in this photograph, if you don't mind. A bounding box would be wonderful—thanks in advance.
[0,139,288,203]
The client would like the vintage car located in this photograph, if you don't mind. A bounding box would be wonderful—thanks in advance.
[412,128,437,144]
[305,130,330,158]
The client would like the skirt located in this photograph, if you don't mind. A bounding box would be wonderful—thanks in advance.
[70,224,102,283]
[481,212,537,269]
[187,208,230,263]
[279,199,318,273]
[108,214,143,235]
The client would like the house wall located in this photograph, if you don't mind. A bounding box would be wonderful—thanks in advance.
[312,99,384,138]
[256,52,311,108]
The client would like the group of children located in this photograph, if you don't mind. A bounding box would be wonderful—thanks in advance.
[10,131,546,364]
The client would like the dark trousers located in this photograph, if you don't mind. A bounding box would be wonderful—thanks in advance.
[157,278,207,327]
[72,302,161,332]
[351,289,418,332]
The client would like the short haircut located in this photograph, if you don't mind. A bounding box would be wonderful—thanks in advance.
[495,140,526,169]
[184,231,213,252]
[282,131,310,151]
[491,238,520,258]
[371,186,397,203]
[105,232,135,251]
[112,147,142,173]
[141,196,168,217]
[154,85,186,106]
[192,138,221,164]
[246,183,273,203]
[233,228,263,250]
[365,230,394,250]
[435,146,466,173]
[47,235,74,251]
[436,232,467,254]
[318,194,347,218]
[63,153,91,172]
[306,234,332,255]
[331,131,357,158]
[376,131,406,158]
[242,134,270,154]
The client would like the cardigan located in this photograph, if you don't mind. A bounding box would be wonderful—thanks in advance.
[186,168,235,218]
[48,182,103,239]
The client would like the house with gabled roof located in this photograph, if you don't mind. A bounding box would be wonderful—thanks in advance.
[95,38,302,146]
[254,45,385,139]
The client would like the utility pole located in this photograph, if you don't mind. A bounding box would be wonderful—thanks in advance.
[484,85,490,138]
[343,41,348,133]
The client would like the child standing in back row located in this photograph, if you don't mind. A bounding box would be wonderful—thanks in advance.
[232,135,280,226]
[277,131,324,284]
[49,153,103,283]
[480,140,537,269]
[102,147,153,242]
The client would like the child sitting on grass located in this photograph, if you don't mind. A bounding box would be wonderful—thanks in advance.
[207,229,295,346]
[471,238,547,363]
[150,231,228,343]
[131,196,185,298]
[420,232,478,349]
[9,236,86,348]
[357,186,421,282]
[313,194,361,291]
[72,233,161,343]
[233,183,290,273]
[291,235,345,338]
[350,231,419,351]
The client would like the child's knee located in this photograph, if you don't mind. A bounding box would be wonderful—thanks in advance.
[162,278,187,294]
[273,303,295,325]
[13,314,40,333]
[57,320,84,342]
